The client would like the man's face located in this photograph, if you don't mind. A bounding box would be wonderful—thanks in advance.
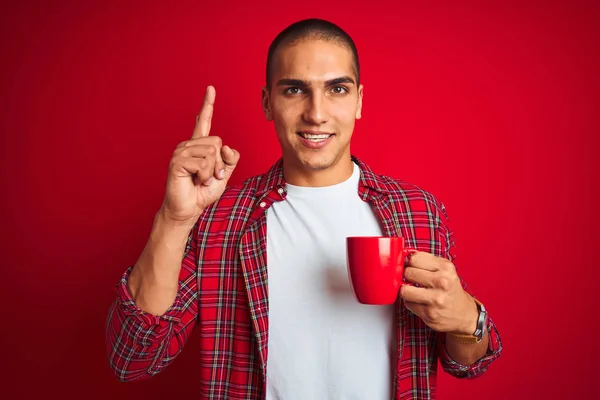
[262,39,363,173]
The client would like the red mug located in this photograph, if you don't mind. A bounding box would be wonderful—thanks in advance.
[346,236,417,305]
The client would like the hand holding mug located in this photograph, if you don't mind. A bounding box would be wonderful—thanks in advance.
[400,252,478,334]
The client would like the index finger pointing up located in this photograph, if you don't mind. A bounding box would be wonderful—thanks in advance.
[192,86,216,138]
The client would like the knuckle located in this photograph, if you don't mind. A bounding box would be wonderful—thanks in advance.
[174,143,187,155]
[178,147,189,158]
[441,259,455,272]
[200,158,208,170]
[432,295,445,308]
[425,308,437,322]
[213,136,223,147]
[436,277,450,291]
[171,149,184,163]
[207,145,217,156]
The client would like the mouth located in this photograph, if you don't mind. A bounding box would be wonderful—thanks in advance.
[296,131,334,142]
[296,131,334,149]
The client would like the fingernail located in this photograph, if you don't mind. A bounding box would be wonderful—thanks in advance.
[219,169,225,179]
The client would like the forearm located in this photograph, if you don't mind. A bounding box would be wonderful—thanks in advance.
[128,209,196,316]
[106,212,200,381]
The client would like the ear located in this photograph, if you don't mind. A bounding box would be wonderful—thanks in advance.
[355,84,363,120]
[262,86,273,121]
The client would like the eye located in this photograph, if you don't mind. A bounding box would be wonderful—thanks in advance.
[330,86,349,95]
[284,87,304,95]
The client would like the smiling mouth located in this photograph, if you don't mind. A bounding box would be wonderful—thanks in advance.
[297,131,334,142]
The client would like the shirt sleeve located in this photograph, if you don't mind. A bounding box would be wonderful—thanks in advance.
[105,225,200,382]
[438,317,503,378]
[435,200,503,378]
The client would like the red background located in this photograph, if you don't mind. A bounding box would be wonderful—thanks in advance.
[1,0,599,398]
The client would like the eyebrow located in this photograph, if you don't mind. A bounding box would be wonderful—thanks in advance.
[276,76,356,87]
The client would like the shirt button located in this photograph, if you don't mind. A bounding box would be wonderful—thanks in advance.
[260,201,266,208]
[277,188,284,195]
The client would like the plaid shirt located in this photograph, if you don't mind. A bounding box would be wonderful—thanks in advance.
[106,156,502,399]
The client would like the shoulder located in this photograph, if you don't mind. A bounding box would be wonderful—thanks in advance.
[377,174,454,246]
[381,174,442,208]
[367,169,451,225]
[356,156,448,217]
[357,158,437,204]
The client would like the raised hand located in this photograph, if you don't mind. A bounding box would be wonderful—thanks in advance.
[160,86,240,225]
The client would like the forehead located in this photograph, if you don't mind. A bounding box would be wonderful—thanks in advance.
[273,39,355,82]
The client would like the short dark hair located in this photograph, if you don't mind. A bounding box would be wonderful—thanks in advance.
[265,18,360,89]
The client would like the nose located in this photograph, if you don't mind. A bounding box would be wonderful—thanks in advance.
[302,91,329,125]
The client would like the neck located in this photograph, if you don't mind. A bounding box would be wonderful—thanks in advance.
[282,154,354,187]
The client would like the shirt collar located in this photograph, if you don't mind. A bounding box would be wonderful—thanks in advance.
[255,158,286,199]
[254,155,391,198]
[352,155,391,195]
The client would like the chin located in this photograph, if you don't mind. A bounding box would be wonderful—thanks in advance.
[298,152,338,171]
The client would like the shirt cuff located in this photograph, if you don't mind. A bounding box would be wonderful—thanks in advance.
[439,317,503,378]
[116,266,184,327]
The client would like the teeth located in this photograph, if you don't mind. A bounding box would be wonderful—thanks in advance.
[300,133,331,139]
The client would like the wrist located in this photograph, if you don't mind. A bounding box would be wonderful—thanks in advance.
[129,211,191,301]
[454,293,479,335]
[156,206,199,232]
[447,295,489,344]
[150,210,197,259]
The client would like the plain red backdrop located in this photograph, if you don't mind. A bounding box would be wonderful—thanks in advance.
[1,0,598,398]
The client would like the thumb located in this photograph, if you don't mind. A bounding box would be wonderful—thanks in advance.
[221,145,240,179]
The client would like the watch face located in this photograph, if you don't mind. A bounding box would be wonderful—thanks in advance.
[483,312,489,334]
[473,300,488,340]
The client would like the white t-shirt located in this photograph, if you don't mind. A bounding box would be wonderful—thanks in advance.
[266,162,395,400]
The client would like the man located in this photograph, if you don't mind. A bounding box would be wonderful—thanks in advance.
[106,18,502,399]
